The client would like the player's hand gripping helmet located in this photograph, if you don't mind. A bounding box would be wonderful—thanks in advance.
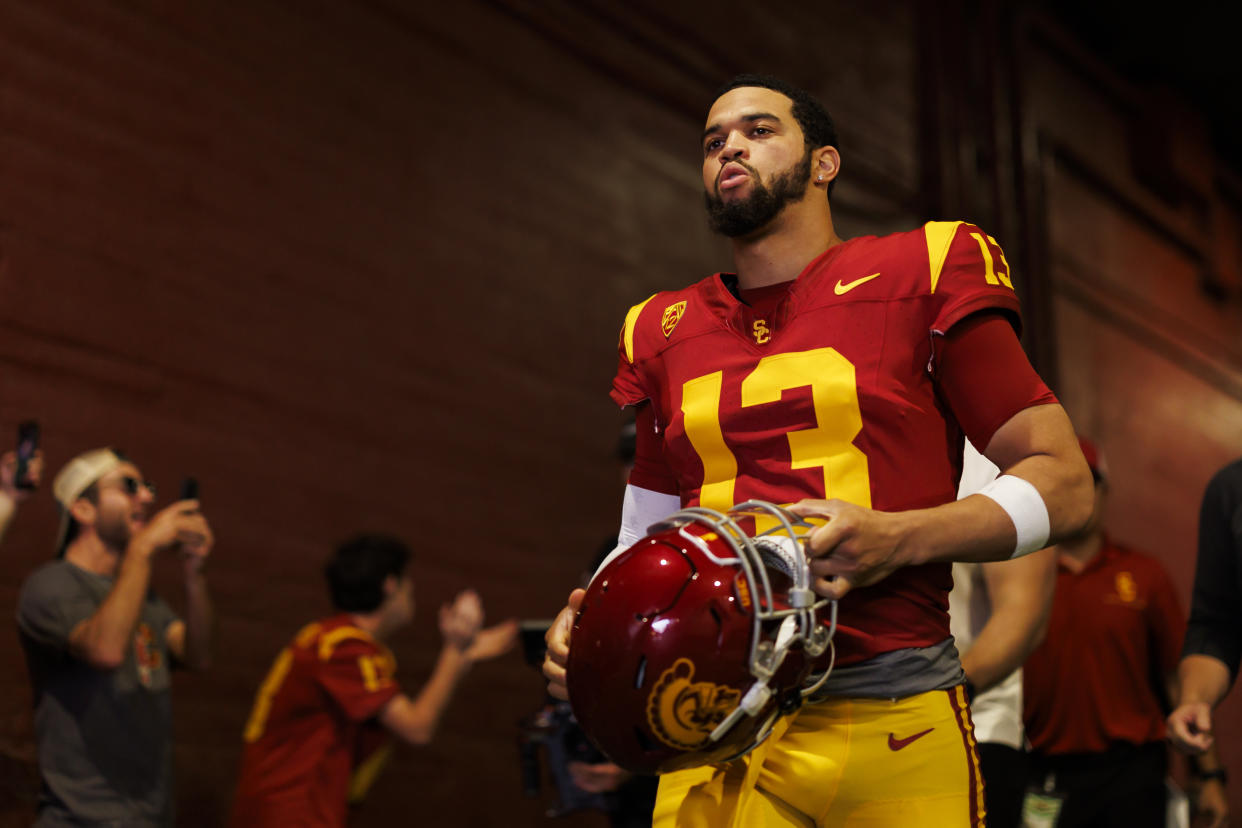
[566,501,837,775]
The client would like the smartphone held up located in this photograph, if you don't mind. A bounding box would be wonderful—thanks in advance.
[15,420,40,491]
[175,476,208,554]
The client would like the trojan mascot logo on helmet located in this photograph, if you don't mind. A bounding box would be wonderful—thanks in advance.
[647,658,741,750]
[567,501,837,775]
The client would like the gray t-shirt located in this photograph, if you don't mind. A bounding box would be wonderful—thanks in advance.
[16,559,179,827]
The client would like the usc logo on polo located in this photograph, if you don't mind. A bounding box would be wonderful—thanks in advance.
[1115,572,1137,604]
[646,658,740,750]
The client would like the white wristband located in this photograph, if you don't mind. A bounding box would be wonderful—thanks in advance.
[977,474,1050,558]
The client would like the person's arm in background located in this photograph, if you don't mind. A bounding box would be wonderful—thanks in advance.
[381,591,517,744]
[1169,655,1233,754]
[960,548,1057,694]
[567,761,632,794]
[0,448,43,547]
[1163,667,1229,828]
[1144,544,1230,828]
[163,510,215,671]
[69,501,209,669]
[1169,462,1242,758]
[1166,462,1238,828]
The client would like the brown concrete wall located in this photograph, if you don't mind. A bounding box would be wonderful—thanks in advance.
[1017,11,1242,809]
[3,1,1239,824]
[0,2,922,825]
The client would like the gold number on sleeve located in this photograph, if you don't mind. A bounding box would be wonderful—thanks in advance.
[358,654,393,692]
[969,232,1013,289]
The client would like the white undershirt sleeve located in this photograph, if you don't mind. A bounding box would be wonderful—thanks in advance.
[957,439,1000,498]
[591,484,682,581]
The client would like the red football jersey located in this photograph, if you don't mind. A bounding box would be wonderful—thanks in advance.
[230,615,401,828]
[612,221,1029,666]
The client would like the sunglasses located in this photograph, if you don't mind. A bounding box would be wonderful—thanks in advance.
[104,475,157,497]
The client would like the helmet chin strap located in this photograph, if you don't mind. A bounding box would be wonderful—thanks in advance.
[707,614,799,743]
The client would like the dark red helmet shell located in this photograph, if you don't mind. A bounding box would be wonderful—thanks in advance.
[567,513,823,775]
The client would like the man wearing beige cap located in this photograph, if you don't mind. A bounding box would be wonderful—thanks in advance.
[16,448,214,827]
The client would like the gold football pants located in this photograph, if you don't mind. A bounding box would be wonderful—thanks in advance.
[652,686,984,828]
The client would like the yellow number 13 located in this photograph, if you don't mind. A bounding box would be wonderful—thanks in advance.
[681,348,871,511]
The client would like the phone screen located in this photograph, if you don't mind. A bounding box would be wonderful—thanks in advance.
[179,477,199,501]
[15,420,39,491]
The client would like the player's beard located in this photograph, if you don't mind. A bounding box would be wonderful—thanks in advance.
[704,149,813,238]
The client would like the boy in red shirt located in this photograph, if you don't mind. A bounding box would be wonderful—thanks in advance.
[230,533,516,828]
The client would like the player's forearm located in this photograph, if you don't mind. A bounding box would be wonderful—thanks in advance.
[1179,655,1233,709]
[989,456,1091,548]
[894,494,1031,566]
[70,547,154,668]
[904,417,1091,567]
[978,404,1095,547]
[180,572,214,670]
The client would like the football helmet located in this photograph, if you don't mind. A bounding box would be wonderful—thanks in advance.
[566,500,836,775]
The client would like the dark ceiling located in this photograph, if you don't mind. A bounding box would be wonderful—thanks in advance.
[1042,0,1242,180]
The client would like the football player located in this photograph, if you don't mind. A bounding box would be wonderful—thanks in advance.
[544,74,1094,827]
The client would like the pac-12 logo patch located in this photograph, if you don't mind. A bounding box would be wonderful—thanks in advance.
[661,302,687,338]
[646,658,740,750]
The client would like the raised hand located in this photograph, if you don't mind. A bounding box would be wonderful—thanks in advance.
[132,500,213,568]
[440,589,484,651]
[0,448,43,501]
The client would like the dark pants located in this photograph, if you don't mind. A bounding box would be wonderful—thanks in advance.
[1027,742,1167,828]
[608,775,658,828]
[977,742,1027,828]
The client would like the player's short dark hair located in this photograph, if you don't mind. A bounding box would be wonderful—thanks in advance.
[325,533,411,612]
[713,74,840,196]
